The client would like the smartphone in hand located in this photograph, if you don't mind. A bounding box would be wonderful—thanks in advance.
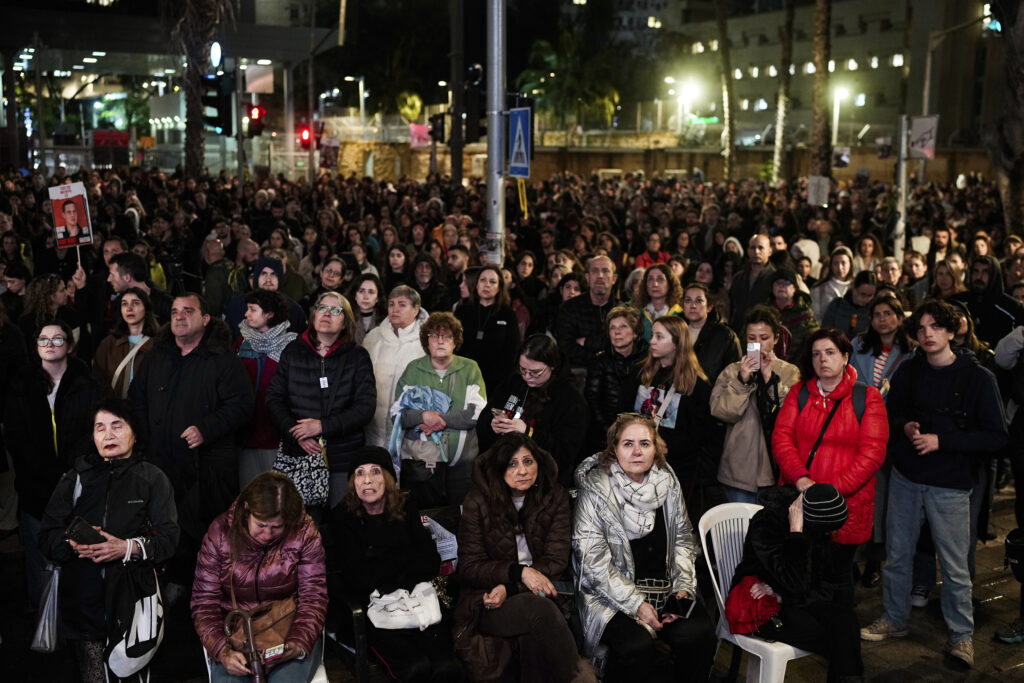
[660,594,696,620]
[746,342,761,370]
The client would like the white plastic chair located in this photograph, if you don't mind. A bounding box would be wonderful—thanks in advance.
[698,503,812,683]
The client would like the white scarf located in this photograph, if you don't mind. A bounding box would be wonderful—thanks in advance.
[609,462,673,540]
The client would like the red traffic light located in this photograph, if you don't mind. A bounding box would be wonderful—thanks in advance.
[300,128,311,141]
[299,126,312,149]
[249,105,266,121]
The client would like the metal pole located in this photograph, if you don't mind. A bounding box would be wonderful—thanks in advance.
[831,92,840,147]
[449,0,464,186]
[485,0,505,265]
[284,64,294,176]
[33,34,46,169]
[308,0,316,182]
[918,31,936,184]
[234,59,245,196]
[894,114,908,263]
[358,77,365,129]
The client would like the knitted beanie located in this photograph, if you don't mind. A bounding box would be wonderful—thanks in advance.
[802,483,848,535]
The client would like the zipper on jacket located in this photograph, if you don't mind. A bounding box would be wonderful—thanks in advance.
[254,549,267,603]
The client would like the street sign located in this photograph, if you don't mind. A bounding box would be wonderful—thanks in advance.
[909,116,939,160]
[508,107,530,178]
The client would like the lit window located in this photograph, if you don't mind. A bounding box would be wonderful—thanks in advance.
[647,16,662,29]
[855,93,866,107]
[709,39,719,51]
[870,56,879,69]
[892,53,904,67]
[828,60,835,72]
[693,42,705,54]
[740,99,750,111]
[750,66,759,78]
[789,64,796,75]
[754,98,768,111]
[804,62,815,74]
[734,68,743,79]
[768,65,778,77]
[847,59,858,71]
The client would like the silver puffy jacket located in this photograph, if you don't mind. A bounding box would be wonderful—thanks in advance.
[571,454,701,657]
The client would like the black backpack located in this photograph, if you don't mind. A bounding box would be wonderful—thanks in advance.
[797,381,868,423]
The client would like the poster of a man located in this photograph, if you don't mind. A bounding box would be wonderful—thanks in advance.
[48,182,92,248]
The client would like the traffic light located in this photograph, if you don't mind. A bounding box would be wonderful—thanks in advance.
[429,113,445,143]
[299,126,312,149]
[248,105,266,137]
[201,73,235,136]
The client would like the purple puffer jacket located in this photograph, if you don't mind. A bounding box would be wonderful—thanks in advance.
[191,503,328,659]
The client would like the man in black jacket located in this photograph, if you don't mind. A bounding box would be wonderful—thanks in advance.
[952,254,1024,347]
[728,235,776,333]
[684,282,741,386]
[129,292,253,586]
[556,255,617,371]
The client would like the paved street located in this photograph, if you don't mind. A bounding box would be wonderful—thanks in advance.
[2,489,1022,681]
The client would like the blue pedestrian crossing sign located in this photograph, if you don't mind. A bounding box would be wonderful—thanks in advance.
[508,107,531,178]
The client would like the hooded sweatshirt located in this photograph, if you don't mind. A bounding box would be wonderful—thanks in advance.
[952,254,1024,346]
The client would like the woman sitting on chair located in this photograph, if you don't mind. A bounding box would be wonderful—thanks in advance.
[728,484,864,682]
[191,472,328,682]
[573,413,716,683]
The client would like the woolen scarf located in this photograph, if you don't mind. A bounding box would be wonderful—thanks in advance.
[238,320,297,362]
[608,462,673,540]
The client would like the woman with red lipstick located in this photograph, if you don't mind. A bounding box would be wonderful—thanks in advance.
[332,446,464,682]
[38,398,178,683]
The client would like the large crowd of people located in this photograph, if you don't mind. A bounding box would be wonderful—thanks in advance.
[1,163,1023,681]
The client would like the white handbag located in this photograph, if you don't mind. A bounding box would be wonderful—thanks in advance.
[366,581,442,631]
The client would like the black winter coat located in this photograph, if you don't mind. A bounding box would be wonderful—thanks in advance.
[128,319,253,540]
[38,451,179,639]
[477,369,589,488]
[585,339,648,432]
[331,496,440,606]
[731,486,847,607]
[454,301,520,394]
[4,357,99,517]
[265,330,376,473]
[693,320,742,386]
[555,294,614,368]
[0,323,27,474]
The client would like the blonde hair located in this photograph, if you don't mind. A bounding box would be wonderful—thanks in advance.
[597,413,668,473]
[639,316,706,395]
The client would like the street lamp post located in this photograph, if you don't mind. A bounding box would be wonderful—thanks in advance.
[831,87,848,147]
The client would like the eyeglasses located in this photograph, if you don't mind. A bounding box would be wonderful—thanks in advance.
[37,336,67,347]
[427,333,454,342]
[517,365,549,379]
[322,268,343,277]
[315,305,344,316]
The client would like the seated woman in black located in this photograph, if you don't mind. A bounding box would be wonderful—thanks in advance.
[332,446,464,683]
[728,484,863,682]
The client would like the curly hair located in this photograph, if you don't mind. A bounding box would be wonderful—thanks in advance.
[23,274,63,330]
[419,311,464,353]
[597,413,668,473]
[632,263,683,309]
[606,305,643,338]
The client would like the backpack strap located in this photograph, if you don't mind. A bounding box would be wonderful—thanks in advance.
[798,382,809,412]
[851,382,867,423]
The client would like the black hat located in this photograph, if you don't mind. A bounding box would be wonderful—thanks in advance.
[802,483,848,535]
[347,445,397,481]
[770,267,798,287]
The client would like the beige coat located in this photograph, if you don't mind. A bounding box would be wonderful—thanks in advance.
[711,359,800,492]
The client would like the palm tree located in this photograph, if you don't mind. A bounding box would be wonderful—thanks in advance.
[772,0,796,184]
[983,3,1024,235]
[170,0,237,178]
[517,32,619,145]
[715,3,735,181]
[809,0,832,177]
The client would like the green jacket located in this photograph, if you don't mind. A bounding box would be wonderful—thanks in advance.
[393,354,487,467]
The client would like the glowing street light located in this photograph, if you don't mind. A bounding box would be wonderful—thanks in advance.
[675,78,701,133]
[832,86,849,146]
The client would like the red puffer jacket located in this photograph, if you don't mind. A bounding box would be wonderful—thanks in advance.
[191,503,328,659]
[772,364,888,545]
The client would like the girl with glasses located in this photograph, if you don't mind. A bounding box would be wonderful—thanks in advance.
[4,320,99,610]
[477,335,589,489]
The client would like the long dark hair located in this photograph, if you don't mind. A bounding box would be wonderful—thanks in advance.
[230,472,304,560]
[342,470,406,521]
[346,272,387,322]
[856,295,914,357]
[477,433,557,533]
[111,287,159,338]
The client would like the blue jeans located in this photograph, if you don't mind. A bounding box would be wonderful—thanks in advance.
[722,484,774,505]
[882,469,973,641]
[210,634,324,683]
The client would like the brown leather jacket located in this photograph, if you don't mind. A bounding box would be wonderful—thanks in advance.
[453,444,571,681]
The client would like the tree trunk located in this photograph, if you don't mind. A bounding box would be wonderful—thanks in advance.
[772,0,795,185]
[983,3,1024,236]
[177,1,226,178]
[810,0,832,178]
[715,3,734,182]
